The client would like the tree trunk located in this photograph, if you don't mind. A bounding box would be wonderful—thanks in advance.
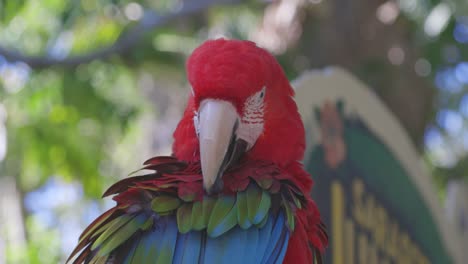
[295,0,434,149]
[0,176,27,264]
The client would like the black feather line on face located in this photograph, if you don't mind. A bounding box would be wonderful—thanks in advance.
[207,121,249,195]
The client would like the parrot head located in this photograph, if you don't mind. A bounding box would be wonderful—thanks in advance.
[173,39,305,194]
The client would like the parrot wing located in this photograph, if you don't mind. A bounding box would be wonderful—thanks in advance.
[66,156,305,264]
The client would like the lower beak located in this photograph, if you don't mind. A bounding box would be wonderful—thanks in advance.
[198,99,247,194]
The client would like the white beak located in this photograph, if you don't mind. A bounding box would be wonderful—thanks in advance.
[198,99,239,193]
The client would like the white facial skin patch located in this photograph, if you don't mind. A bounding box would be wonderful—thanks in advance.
[237,87,266,150]
[193,87,266,150]
[193,110,200,136]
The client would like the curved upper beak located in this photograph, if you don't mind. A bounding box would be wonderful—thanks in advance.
[198,99,247,194]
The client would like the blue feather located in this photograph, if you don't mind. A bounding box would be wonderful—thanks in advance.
[173,231,202,264]
[242,227,259,263]
[260,212,288,264]
[266,228,290,264]
[254,213,273,263]
[155,217,178,263]
[122,239,138,264]
[130,221,164,263]
[106,212,290,264]
[275,231,290,264]
[201,212,289,264]
[203,227,247,264]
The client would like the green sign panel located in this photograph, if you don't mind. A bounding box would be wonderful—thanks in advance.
[294,68,461,264]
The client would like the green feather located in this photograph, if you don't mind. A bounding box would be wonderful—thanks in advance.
[191,201,205,230]
[91,214,134,250]
[253,190,271,224]
[138,185,160,192]
[159,183,177,189]
[177,203,193,234]
[207,196,237,237]
[88,255,107,264]
[151,196,181,214]
[291,193,302,209]
[141,216,154,231]
[246,185,271,224]
[78,208,116,244]
[155,245,174,264]
[246,185,261,223]
[258,178,273,189]
[236,191,252,229]
[131,233,161,263]
[283,197,295,231]
[180,192,197,202]
[201,196,216,227]
[132,244,151,264]
[132,242,148,264]
[97,214,148,256]
[155,226,177,264]
[122,240,139,264]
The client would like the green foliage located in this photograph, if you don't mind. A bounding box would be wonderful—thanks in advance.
[6,215,61,264]
[3,63,139,196]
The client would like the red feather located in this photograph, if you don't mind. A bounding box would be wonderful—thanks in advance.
[68,39,328,263]
[174,39,306,167]
[174,39,328,261]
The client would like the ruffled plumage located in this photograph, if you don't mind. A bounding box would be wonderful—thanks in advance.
[68,39,328,264]
[67,156,327,264]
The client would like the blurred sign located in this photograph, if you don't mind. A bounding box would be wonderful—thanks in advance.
[445,180,468,256]
[294,68,463,264]
[0,103,6,162]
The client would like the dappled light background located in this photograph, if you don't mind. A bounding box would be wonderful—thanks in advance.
[0,0,467,263]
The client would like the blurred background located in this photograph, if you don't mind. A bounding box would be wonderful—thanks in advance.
[0,0,467,263]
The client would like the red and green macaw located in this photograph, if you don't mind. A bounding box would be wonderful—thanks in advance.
[67,39,327,264]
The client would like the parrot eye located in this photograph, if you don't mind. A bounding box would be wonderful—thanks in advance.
[251,86,266,105]
[258,87,266,100]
